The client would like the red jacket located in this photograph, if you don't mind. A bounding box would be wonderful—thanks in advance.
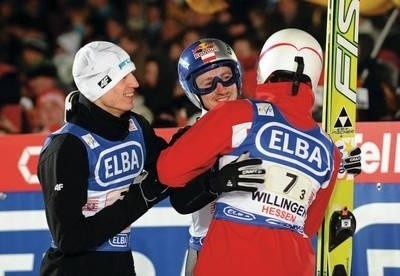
[157,82,341,275]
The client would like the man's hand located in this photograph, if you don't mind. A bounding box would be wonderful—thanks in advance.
[208,152,265,194]
[343,147,361,175]
[137,170,169,208]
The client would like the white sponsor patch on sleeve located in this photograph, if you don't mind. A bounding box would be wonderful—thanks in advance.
[256,103,274,116]
[232,122,252,148]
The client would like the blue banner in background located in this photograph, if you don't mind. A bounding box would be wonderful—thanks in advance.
[1,183,400,276]
[0,192,190,276]
[352,183,400,276]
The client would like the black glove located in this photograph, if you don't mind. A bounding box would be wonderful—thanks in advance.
[343,147,361,175]
[137,170,170,208]
[208,153,265,194]
[169,125,191,145]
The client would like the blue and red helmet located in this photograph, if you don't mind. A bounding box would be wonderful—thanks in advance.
[177,38,242,109]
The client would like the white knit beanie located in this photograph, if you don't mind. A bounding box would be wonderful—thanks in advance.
[72,41,136,102]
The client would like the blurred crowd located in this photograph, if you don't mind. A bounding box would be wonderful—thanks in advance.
[0,0,399,134]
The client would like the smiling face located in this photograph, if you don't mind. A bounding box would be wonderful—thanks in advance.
[94,73,139,117]
[195,66,239,110]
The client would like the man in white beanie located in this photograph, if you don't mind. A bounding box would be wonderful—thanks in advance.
[38,41,170,276]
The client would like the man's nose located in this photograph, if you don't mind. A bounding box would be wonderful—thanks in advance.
[127,73,139,88]
[214,81,228,93]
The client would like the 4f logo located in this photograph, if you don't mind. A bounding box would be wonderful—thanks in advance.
[98,75,112,89]
[54,183,63,191]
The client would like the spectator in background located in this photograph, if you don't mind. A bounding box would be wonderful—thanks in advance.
[164,33,203,127]
[247,7,269,47]
[181,28,203,49]
[139,55,175,127]
[169,29,202,88]
[53,31,82,90]
[64,3,93,42]
[0,60,29,133]
[118,32,150,84]
[118,32,155,124]
[232,35,258,99]
[126,0,145,33]
[204,7,238,44]
[24,63,65,133]
[265,0,314,37]
[358,33,399,121]
[160,17,184,49]
[104,15,126,43]
[377,49,400,120]
[144,3,163,50]
[87,0,119,39]
[131,91,154,125]
[34,89,65,133]
[20,37,51,72]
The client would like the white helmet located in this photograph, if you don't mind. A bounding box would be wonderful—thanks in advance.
[257,28,323,92]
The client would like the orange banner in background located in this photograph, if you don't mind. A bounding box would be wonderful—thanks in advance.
[0,123,399,192]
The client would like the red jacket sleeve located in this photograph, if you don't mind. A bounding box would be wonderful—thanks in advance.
[157,100,253,187]
[303,146,342,237]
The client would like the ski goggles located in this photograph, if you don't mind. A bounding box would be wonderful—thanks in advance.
[188,62,240,95]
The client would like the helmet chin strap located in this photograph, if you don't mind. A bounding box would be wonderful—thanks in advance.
[199,97,209,111]
[292,56,305,95]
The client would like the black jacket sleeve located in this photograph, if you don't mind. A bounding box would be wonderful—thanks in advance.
[135,114,168,170]
[166,124,216,214]
[134,114,170,204]
[169,171,217,214]
[38,133,151,255]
